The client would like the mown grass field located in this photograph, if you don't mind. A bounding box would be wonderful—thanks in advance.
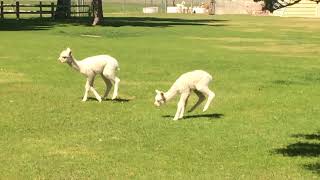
[0,13,320,179]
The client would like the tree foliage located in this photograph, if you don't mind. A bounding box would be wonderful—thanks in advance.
[254,0,320,12]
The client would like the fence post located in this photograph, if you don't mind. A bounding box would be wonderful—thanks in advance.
[40,1,42,18]
[88,5,91,17]
[0,1,3,19]
[164,0,167,13]
[16,1,19,20]
[316,3,320,17]
[51,2,54,19]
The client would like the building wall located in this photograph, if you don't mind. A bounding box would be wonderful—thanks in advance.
[214,0,264,15]
[273,0,320,17]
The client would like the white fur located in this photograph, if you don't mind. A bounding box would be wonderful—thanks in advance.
[176,1,186,8]
[58,48,120,102]
[154,70,215,120]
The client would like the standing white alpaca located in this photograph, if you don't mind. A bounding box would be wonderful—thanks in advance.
[154,70,215,120]
[58,48,120,102]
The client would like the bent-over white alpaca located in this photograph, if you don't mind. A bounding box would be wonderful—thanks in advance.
[58,48,120,102]
[154,70,215,120]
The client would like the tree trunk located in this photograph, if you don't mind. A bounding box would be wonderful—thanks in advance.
[55,0,71,19]
[92,0,103,26]
[208,0,215,15]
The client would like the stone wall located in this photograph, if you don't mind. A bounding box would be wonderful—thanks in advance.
[214,0,265,15]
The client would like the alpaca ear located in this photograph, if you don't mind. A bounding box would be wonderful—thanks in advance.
[160,92,166,102]
[66,47,72,55]
[155,90,160,94]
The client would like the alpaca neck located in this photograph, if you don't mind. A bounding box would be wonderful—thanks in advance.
[164,86,178,102]
[67,56,80,72]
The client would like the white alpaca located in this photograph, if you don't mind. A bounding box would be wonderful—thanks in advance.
[154,70,215,120]
[176,1,186,8]
[176,1,186,12]
[58,48,120,102]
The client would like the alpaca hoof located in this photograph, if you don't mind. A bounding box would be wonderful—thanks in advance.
[96,96,102,102]
[173,118,179,121]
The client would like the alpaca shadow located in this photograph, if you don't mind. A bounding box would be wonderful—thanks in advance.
[162,113,224,120]
[105,98,131,103]
[82,97,130,102]
[83,97,100,102]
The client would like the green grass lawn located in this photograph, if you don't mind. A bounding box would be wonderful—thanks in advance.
[0,14,320,179]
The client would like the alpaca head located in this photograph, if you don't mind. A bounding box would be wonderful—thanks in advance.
[58,48,73,63]
[154,90,166,107]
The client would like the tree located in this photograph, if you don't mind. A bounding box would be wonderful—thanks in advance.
[92,0,104,25]
[253,0,302,12]
[55,0,104,26]
[55,0,71,19]
[208,0,215,15]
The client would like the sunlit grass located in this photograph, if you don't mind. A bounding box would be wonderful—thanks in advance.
[0,14,319,179]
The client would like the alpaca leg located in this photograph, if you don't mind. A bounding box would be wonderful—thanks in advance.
[112,77,120,100]
[198,87,215,112]
[188,90,205,112]
[103,68,120,100]
[90,87,102,102]
[173,93,189,120]
[101,75,112,99]
[173,103,183,121]
[179,93,190,119]
[87,76,102,102]
[82,79,90,102]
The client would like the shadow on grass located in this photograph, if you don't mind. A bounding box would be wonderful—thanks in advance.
[0,16,228,31]
[84,97,131,102]
[103,16,228,28]
[105,98,131,103]
[274,142,320,157]
[292,133,320,141]
[273,131,320,174]
[0,18,54,31]
[272,80,301,86]
[304,162,320,174]
[162,113,224,120]
[272,73,320,86]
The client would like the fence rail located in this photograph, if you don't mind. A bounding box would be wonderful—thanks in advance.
[0,1,92,19]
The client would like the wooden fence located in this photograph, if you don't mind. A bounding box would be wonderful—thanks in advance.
[0,1,92,19]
